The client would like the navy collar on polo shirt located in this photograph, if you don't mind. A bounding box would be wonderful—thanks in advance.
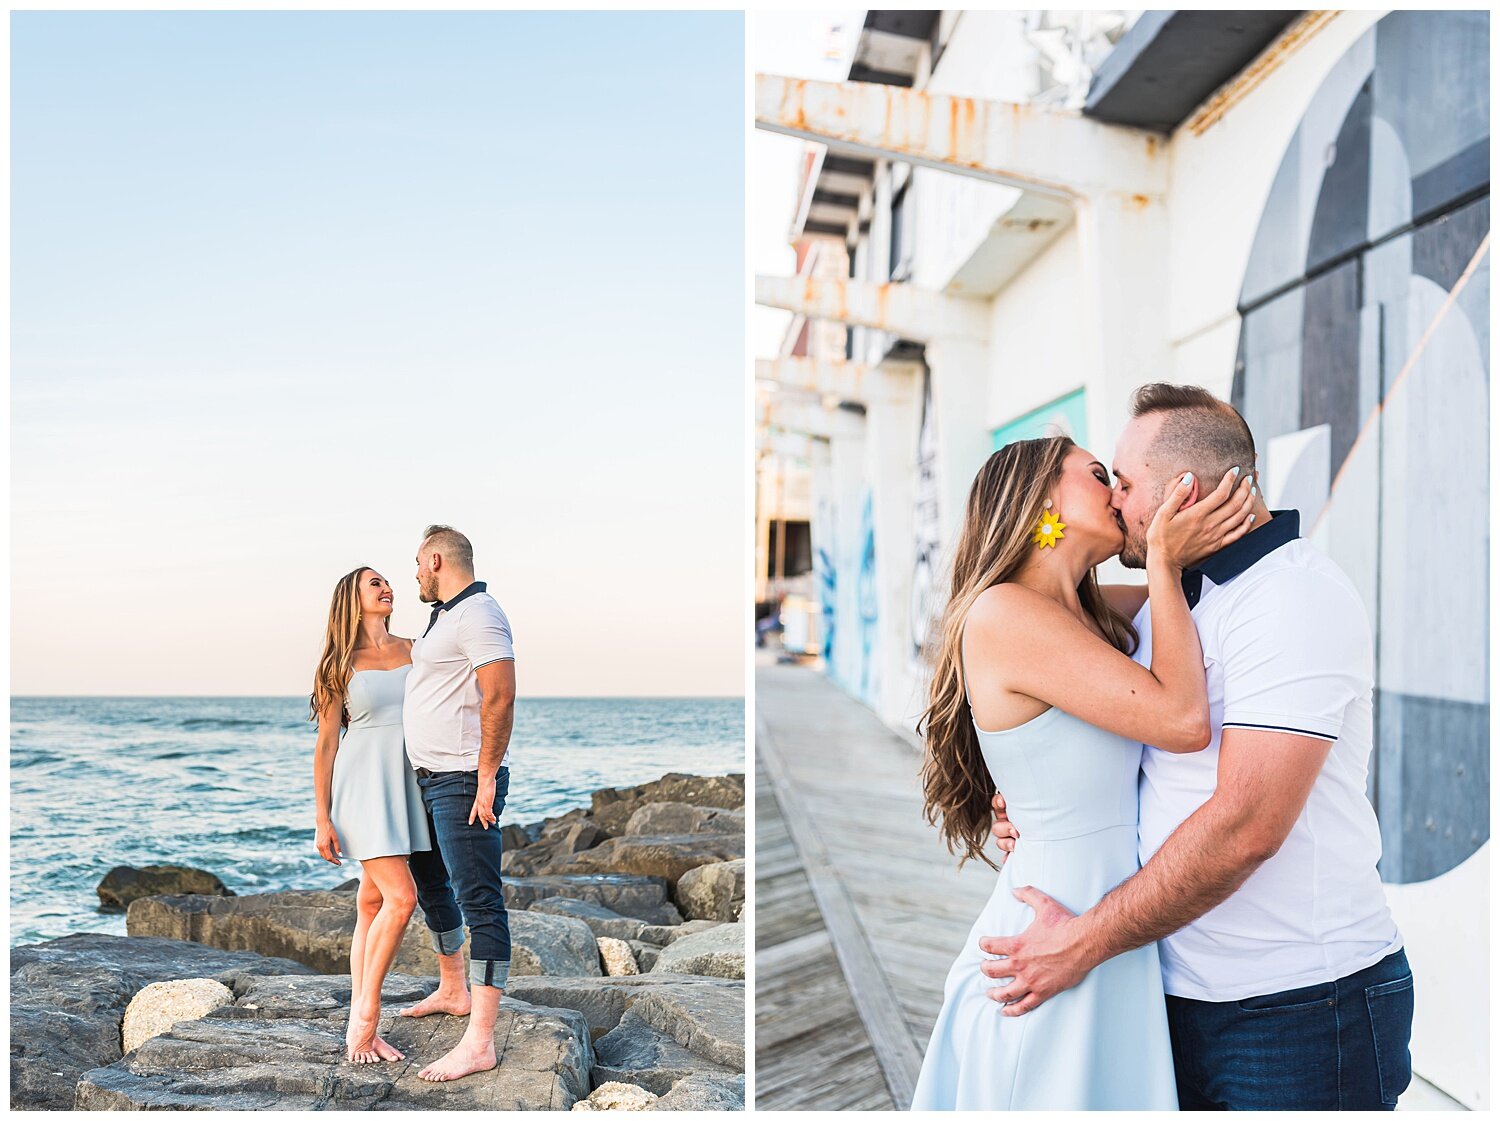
[424,580,486,637]
[1181,510,1300,608]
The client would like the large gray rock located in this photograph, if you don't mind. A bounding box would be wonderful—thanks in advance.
[216,972,434,1021]
[630,985,744,1071]
[529,898,649,942]
[637,920,724,948]
[504,875,682,926]
[651,924,745,980]
[510,911,602,977]
[590,775,745,838]
[591,1011,737,1095]
[673,860,745,923]
[624,803,744,838]
[75,996,592,1109]
[630,942,661,973]
[10,934,314,1110]
[649,1072,745,1111]
[127,883,657,977]
[97,865,233,913]
[126,889,360,974]
[550,836,745,888]
[505,975,743,1041]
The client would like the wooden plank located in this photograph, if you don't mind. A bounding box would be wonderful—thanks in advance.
[753,755,894,1111]
[757,705,926,1109]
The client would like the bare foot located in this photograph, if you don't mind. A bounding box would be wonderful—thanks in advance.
[399,989,471,1018]
[417,1038,497,1082]
[372,1033,405,1062]
[346,1014,380,1065]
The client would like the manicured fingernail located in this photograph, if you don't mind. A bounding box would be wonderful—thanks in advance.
[1249,514,1256,524]
[1251,485,1258,497]
[1231,466,1241,476]
[1182,472,1193,486]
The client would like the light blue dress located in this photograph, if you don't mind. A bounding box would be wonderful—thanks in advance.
[911,704,1177,1110]
[330,666,431,861]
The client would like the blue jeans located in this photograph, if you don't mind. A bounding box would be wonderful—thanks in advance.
[408,767,511,989]
[1166,949,1414,1110]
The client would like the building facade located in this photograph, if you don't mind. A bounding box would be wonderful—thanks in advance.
[756,9,1488,1107]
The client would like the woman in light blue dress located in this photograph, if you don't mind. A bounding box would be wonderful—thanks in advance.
[913,437,1253,1110]
[311,567,432,1065]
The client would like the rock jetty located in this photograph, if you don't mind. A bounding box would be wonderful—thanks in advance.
[16,772,745,1112]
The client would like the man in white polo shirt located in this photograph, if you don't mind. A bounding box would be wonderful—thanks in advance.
[395,524,517,1083]
[981,386,1412,1110]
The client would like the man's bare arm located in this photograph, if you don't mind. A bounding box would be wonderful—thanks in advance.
[981,728,1331,1014]
[1085,728,1329,957]
[474,659,516,784]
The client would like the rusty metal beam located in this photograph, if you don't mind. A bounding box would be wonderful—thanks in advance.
[756,357,872,402]
[756,74,1168,201]
[756,275,988,344]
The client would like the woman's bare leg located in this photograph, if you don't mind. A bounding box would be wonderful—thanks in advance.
[349,855,417,1063]
[346,873,383,1062]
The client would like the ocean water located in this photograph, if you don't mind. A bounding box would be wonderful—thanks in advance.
[10,695,744,947]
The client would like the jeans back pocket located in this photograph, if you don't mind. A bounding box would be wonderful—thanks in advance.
[1365,973,1414,1106]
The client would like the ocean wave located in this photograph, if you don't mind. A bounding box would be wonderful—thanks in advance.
[177,717,279,730]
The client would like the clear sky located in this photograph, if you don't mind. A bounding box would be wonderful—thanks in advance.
[12,11,746,698]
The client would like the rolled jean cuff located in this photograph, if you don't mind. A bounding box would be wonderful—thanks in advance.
[470,958,510,990]
[430,925,466,957]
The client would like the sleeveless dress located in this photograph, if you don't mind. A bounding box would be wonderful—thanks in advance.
[330,666,432,861]
[911,704,1177,1110]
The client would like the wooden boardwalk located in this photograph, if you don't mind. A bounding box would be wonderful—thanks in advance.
[753,661,994,1111]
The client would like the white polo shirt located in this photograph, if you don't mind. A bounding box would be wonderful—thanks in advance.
[1133,511,1401,1001]
[404,582,515,773]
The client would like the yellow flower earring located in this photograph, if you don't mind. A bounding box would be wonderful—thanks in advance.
[1033,499,1066,550]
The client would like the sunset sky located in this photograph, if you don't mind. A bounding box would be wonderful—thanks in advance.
[12,11,745,697]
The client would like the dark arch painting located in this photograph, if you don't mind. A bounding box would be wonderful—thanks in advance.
[1231,11,1489,884]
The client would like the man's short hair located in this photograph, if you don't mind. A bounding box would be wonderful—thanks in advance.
[420,524,474,573]
[1131,383,1256,490]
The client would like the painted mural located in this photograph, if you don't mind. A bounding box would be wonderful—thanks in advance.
[856,488,880,706]
[909,368,942,668]
[1231,10,1489,884]
[990,387,1090,452]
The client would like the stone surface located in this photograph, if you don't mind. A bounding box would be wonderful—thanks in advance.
[550,835,745,887]
[572,1080,657,1111]
[627,984,744,1074]
[651,923,745,980]
[76,997,592,1110]
[125,889,360,974]
[96,865,233,913]
[636,920,724,948]
[529,897,649,942]
[629,942,661,973]
[510,910,603,977]
[624,803,743,838]
[630,984,744,1071]
[504,975,742,1042]
[598,938,638,977]
[673,860,745,923]
[589,775,745,838]
[504,875,682,927]
[122,978,234,1052]
[591,1012,737,1095]
[10,933,314,1110]
[648,1073,745,1111]
[216,972,433,1022]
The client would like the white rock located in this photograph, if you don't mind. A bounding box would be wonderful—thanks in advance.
[598,937,640,977]
[572,1081,658,1111]
[122,978,235,1052]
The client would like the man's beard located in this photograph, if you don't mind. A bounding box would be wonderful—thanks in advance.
[1118,519,1149,569]
[417,576,439,603]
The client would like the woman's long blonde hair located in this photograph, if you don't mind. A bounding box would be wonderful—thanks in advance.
[309,567,386,725]
[919,436,1137,868]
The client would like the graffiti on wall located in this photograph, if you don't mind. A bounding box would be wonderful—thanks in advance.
[909,368,942,668]
[1232,10,1489,884]
[857,488,880,705]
